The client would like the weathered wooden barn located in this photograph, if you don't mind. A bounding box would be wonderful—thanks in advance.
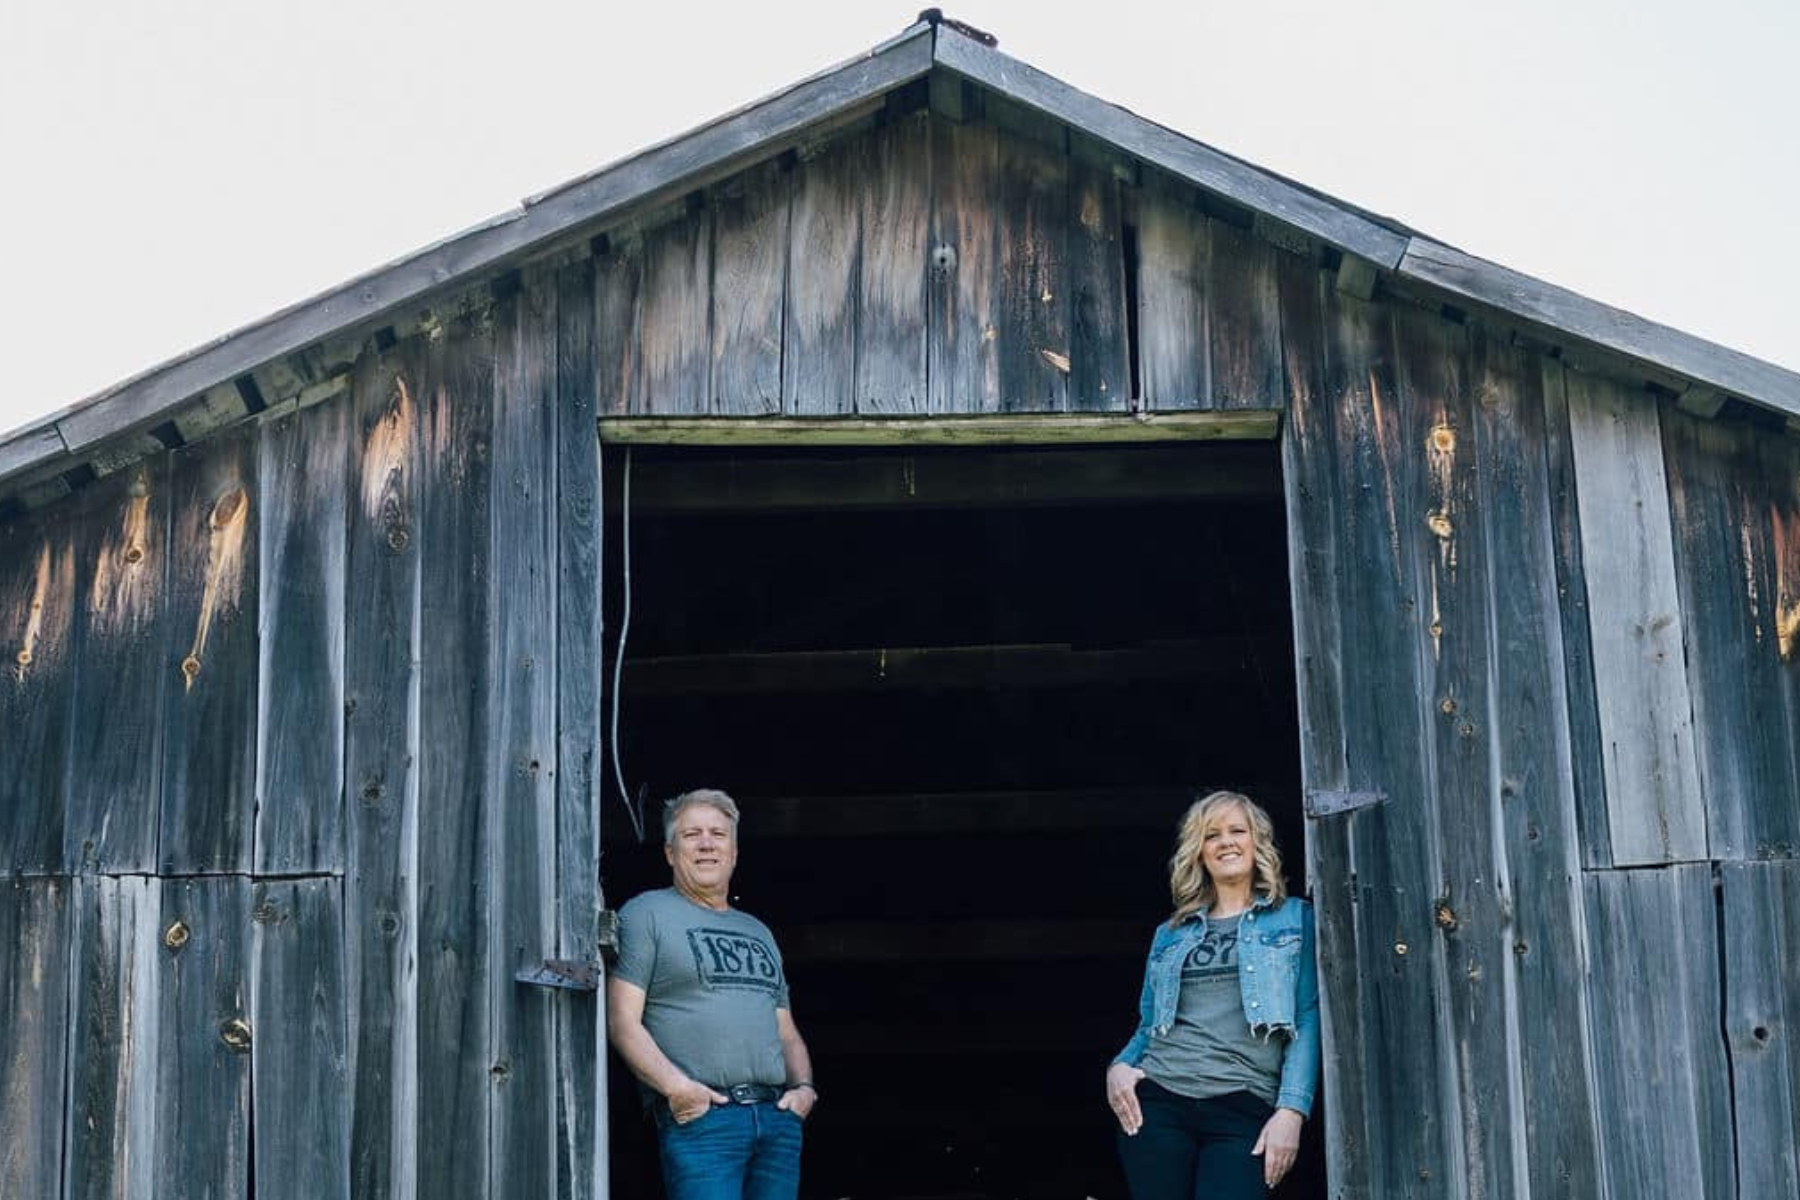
[3,14,1798,1199]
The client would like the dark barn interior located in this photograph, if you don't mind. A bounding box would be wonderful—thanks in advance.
[598,440,1324,1199]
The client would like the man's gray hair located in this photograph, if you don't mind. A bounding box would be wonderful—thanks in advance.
[662,789,742,846]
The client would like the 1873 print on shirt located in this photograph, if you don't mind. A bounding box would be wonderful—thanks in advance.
[688,926,783,993]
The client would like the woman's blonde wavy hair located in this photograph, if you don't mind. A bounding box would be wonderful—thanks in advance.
[1168,790,1286,926]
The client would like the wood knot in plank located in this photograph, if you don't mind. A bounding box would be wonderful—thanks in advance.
[219,1018,253,1053]
[1427,511,1453,539]
[181,654,203,688]
[1428,425,1456,454]
[210,487,248,531]
[163,920,191,950]
[1433,901,1459,931]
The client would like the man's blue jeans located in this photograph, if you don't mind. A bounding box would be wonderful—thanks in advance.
[654,1101,803,1200]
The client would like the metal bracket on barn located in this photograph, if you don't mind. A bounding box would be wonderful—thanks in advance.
[515,959,601,992]
[1303,789,1388,819]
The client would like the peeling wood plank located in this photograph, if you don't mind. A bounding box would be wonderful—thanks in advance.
[251,878,351,1200]
[1720,860,1800,1200]
[1066,140,1129,413]
[783,134,861,415]
[154,876,252,1200]
[486,272,560,1200]
[0,877,71,1200]
[0,516,77,873]
[1135,181,1209,411]
[598,411,1279,446]
[856,111,931,414]
[1583,866,1734,1198]
[414,312,494,1196]
[254,396,349,874]
[64,875,162,1200]
[1467,332,1603,1197]
[994,129,1069,412]
[160,428,260,873]
[1663,407,1800,859]
[1564,372,1705,864]
[343,342,423,1199]
[634,203,711,415]
[709,162,789,415]
[554,256,605,1200]
[927,115,1001,414]
[1539,361,1614,867]
[1206,220,1283,409]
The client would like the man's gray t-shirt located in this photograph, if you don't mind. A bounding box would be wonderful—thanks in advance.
[1141,913,1286,1104]
[614,887,790,1090]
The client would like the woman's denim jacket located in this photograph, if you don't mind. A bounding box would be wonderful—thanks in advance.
[1113,894,1321,1118]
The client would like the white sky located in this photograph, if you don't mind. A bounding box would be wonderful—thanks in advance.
[2,0,1795,438]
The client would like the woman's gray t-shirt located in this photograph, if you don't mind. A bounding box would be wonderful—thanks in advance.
[1140,912,1286,1104]
[614,887,790,1089]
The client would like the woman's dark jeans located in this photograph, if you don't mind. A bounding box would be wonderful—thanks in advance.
[1116,1080,1272,1199]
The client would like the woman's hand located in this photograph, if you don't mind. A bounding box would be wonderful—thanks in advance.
[1252,1106,1304,1186]
[1105,1062,1146,1135]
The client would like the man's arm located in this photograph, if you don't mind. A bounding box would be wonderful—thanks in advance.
[606,977,727,1122]
[774,1007,817,1119]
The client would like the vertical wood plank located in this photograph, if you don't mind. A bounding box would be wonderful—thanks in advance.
[1135,180,1209,411]
[994,131,1069,412]
[64,874,162,1200]
[783,137,861,416]
[0,877,71,1198]
[1766,434,1800,828]
[556,257,604,1200]
[1206,221,1284,409]
[1538,363,1614,867]
[1584,866,1734,1198]
[1321,288,1458,1198]
[415,309,495,1198]
[1564,373,1705,864]
[1276,253,1370,1196]
[487,273,560,1200]
[635,206,711,415]
[709,163,789,415]
[251,877,350,1200]
[1066,141,1129,413]
[0,516,77,873]
[594,236,642,417]
[927,116,1000,414]
[1663,408,1800,859]
[1394,310,1516,1200]
[1468,334,1603,1198]
[343,340,422,1199]
[154,876,252,1200]
[1720,859,1800,1199]
[255,396,349,874]
[856,112,930,414]
[161,428,260,874]
[64,463,168,874]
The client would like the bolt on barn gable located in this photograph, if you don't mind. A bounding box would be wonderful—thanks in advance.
[2,14,1798,1200]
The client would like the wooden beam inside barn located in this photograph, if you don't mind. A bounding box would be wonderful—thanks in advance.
[597,411,1280,446]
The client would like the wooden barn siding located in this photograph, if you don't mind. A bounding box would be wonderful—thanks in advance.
[0,262,605,1199]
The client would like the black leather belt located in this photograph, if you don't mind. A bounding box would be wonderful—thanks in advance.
[716,1083,784,1105]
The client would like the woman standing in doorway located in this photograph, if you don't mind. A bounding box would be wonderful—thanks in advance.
[1105,791,1320,1196]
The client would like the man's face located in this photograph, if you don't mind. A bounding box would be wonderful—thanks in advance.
[665,802,739,899]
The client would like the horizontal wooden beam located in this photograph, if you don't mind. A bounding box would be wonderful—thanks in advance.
[598,411,1281,447]
[781,918,1141,963]
[622,636,1290,696]
[612,444,1280,513]
[744,786,1201,837]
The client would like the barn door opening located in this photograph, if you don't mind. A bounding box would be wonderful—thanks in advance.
[598,439,1322,1200]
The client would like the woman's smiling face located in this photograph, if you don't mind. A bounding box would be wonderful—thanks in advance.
[1199,803,1256,887]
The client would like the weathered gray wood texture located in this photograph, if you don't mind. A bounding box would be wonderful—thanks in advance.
[1721,860,1800,1198]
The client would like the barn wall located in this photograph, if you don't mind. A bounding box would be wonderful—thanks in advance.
[1282,253,1800,1198]
[0,259,604,1200]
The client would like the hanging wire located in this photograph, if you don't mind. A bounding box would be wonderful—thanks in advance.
[609,446,647,842]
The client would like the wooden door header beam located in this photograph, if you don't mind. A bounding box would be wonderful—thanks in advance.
[597,411,1281,447]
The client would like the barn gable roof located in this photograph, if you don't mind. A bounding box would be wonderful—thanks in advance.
[4,14,1796,507]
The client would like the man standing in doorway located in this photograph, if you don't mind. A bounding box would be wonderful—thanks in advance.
[609,788,817,1200]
